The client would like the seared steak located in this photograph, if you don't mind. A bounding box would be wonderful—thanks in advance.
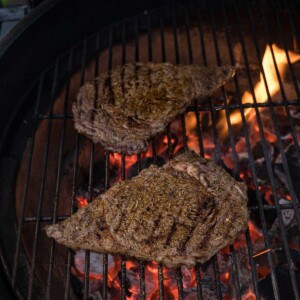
[73,63,234,154]
[45,150,248,268]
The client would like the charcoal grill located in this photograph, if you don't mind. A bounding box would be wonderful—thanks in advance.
[0,0,300,299]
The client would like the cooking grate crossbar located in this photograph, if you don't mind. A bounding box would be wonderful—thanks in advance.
[8,0,300,299]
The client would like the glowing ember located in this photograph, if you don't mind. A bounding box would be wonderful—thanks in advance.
[76,195,88,208]
[252,248,271,258]
[248,221,263,243]
[242,288,256,300]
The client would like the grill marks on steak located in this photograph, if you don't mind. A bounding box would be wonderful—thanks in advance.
[45,150,248,268]
[73,63,235,154]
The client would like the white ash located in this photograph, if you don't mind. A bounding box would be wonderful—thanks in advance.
[74,250,115,275]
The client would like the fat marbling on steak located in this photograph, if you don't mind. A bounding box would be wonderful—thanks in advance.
[45,150,248,268]
[73,62,235,154]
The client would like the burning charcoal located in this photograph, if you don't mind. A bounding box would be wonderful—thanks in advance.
[258,266,300,299]
[274,144,300,197]
[252,249,279,279]
[74,250,115,276]
[290,107,300,120]
[72,251,115,298]
[182,287,201,300]
[268,200,300,249]
[279,199,295,227]
[275,248,300,268]
[181,266,196,289]
[235,137,249,162]
[198,262,229,297]
[254,160,269,187]
[125,262,140,297]
[262,107,296,139]
[247,188,278,229]
[252,140,274,163]
[253,158,288,202]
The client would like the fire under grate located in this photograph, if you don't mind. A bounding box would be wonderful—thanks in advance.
[2,0,300,299]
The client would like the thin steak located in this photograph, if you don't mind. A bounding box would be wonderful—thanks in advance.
[45,150,248,268]
[73,62,234,154]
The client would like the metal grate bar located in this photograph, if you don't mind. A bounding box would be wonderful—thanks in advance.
[122,20,126,65]
[115,20,127,300]
[220,2,262,298]
[205,6,225,298]
[181,4,194,151]
[245,2,300,298]
[154,10,166,300]
[147,11,152,62]
[196,4,223,298]
[75,37,89,300]
[28,59,60,299]
[211,1,251,298]
[171,6,180,65]
[233,2,281,298]
[63,47,77,300]
[158,263,164,300]
[171,5,184,298]
[229,245,242,300]
[135,15,139,62]
[159,10,173,166]
[195,1,208,159]
[134,14,146,299]
[196,1,207,66]
[210,0,240,177]
[102,152,110,300]
[11,72,45,289]
[84,31,102,300]
[184,4,193,64]
[83,143,94,300]
[159,8,166,63]
[141,12,159,300]
[195,263,204,300]
[245,229,261,299]
[194,3,243,296]
[139,261,146,300]
[45,48,74,300]
[212,256,222,300]
[176,267,184,300]
[64,133,80,299]
[194,99,205,158]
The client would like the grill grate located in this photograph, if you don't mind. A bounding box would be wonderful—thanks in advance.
[2,0,300,299]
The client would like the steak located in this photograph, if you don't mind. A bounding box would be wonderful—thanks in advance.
[73,62,234,154]
[45,150,248,268]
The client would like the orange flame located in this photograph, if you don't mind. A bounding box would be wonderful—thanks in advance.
[219,44,300,138]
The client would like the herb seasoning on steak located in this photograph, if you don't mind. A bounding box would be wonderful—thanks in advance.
[72,62,235,154]
[45,150,248,268]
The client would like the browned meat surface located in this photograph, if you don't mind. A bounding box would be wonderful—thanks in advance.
[73,62,234,154]
[45,150,248,268]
